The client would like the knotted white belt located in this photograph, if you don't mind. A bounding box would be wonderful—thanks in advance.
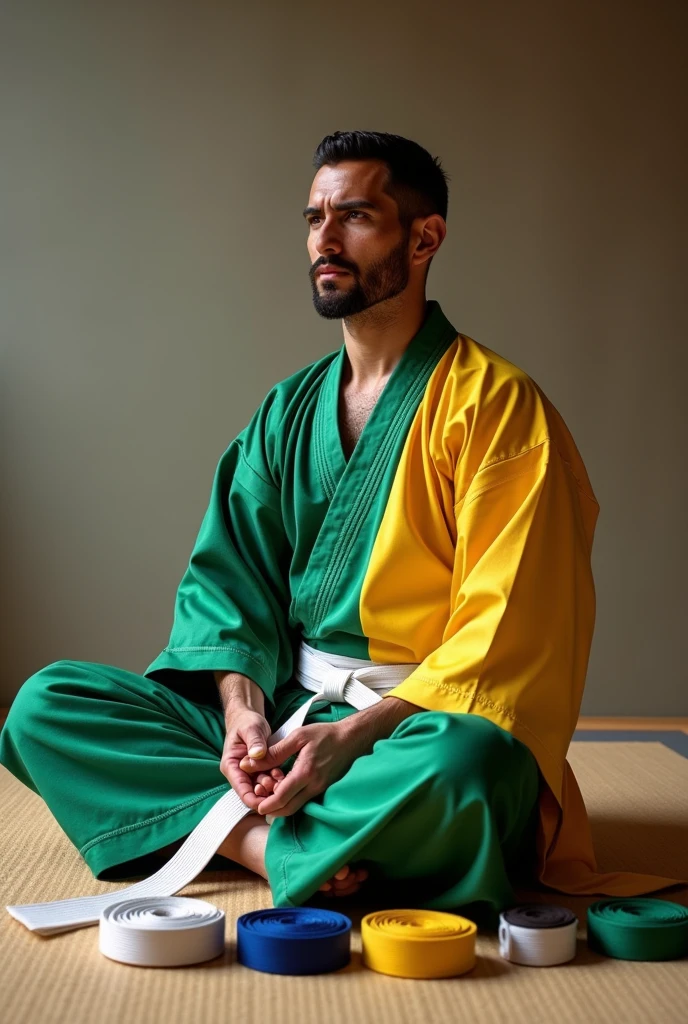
[7,642,419,940]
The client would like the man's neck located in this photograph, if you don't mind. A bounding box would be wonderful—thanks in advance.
[340,294,429,390]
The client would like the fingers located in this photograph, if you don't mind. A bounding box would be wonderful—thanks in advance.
[256,768,310,818]
[245,738,268,759]
[224,757,284,812]
[257,789,307,818]
[228,713,273,776]
[240,750,277,773]
[239,731,305,773]
[224,758,263,811]
[221,721,273,810]
[253,768,284,797]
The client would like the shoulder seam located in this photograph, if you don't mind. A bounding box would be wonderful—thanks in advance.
[455,439,550,512]
[454,435,599,513]
[238,444,279,492]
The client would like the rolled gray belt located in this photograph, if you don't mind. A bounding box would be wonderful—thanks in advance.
[499,905,578,966]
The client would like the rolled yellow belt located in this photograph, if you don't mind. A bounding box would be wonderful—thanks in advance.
[361,910,477,978]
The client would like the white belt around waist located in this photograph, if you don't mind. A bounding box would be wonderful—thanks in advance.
[7,642,419,936]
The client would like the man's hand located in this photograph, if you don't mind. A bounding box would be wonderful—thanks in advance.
[238,721,359,819]
[236,696,423,818]
[220,705,285,812]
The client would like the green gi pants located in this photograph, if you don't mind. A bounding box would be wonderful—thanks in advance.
[0,660,541,921]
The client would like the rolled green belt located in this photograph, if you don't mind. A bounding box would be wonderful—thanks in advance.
[587,899,688,961]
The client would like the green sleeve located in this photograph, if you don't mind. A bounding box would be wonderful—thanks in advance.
[144,398,294,713]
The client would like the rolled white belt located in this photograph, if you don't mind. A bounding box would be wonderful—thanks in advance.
[499,905,578,966]
[7,642,419,944]
[100,897,225,967]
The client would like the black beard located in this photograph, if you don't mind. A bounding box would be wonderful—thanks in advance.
[310,231,411,320]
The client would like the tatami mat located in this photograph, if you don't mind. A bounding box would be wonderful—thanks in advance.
[2,742,687,1024]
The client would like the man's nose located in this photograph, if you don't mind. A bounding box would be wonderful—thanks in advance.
[314,217,344,256]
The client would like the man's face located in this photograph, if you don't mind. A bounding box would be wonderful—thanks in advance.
[305,160,412,319]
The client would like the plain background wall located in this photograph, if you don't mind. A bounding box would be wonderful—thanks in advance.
[1,0,686,713]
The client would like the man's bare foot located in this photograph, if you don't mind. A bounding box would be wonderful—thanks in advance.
[318,864,368,897]
[215,812,271,880]
[154,814,271,879]
[154,818,367,897]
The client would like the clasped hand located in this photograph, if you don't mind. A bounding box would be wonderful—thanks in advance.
[237,721,357,819]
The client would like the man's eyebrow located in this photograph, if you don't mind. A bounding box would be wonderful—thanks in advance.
[302,199,380,219]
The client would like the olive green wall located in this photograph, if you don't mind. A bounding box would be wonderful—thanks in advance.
[1,1,685,712]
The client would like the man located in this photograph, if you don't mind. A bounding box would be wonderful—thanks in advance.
[0,131,679,914]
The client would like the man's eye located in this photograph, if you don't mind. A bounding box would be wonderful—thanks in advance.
[308,211,367,226]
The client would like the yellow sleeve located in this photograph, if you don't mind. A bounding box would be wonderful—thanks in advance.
[383,436,600,803]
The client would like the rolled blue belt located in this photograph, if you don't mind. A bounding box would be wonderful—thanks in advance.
[236,907,352,975]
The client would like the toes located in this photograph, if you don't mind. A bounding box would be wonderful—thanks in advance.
[332,881,360,898]
[320,874,355,894]
[319,864,368,896]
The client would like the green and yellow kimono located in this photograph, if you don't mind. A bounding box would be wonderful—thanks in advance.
[1,299,680,911]
[142,298,679,900]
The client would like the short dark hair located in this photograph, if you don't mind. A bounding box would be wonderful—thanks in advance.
[312,131,449,280]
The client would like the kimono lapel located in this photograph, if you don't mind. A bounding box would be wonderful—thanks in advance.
[312,344,348,500]
[295,300,458,641]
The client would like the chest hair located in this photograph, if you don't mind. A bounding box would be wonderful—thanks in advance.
[337,383,386,462]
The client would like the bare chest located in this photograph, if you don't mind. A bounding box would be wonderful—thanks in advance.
[337,384,386,462]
